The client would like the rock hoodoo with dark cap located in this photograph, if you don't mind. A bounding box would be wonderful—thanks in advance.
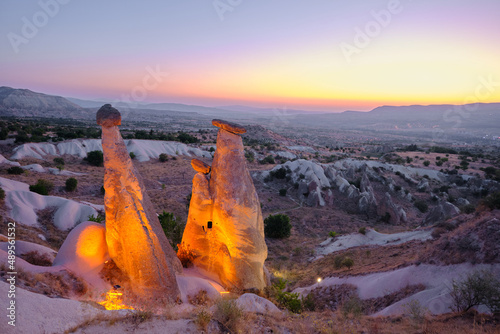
[97,104,182,303]
[181,119,268,291]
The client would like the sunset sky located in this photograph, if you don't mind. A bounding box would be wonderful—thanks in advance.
[1,0,499,112]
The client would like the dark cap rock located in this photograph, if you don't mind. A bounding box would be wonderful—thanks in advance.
[97,104,121,127]
[212,119,246,134]
[191,158,211,174]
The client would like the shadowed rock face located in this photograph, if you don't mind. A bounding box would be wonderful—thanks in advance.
[182,122,268,291]
[98,104,182,303]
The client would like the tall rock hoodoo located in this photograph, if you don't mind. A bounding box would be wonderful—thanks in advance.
[181,119,268,291]
[97,104,182,303]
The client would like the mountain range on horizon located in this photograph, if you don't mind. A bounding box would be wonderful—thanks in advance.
[1,86,500,142]
[2,85,500,116]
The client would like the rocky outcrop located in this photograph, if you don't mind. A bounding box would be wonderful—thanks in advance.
[53,221,109,281]
[191,158,211,174]
[98,104,182,303]
[181,120,268,291]
[377,192,407,225]
[212,119,247,134]
[424,201,460,225]
[358,173,378,215]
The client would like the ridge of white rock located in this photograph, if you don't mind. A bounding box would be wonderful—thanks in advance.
[0,153,20,166]
[11,138,211,162]
[0,177,98,230]
[315,228,433,257]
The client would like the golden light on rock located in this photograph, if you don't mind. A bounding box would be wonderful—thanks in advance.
[180,120,268,291]
[98,290,133,311]
[75,224,107,264]
[98,104,182,303]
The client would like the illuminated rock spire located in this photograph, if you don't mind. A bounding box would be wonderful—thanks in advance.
[97,104,182,303]
[181,119,268,291]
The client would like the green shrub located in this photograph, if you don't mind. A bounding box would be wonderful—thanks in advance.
[302,293,316,311]
[213,299,243,332]
[414,200,428,213]
[259,155,275,164]
[159,153,168,162]
[423,160,430,167]
[244,150,254,163]
[264,214,291,239]
[342,257,354,270]
[85,150,104,166]
[53,157,65,166]
[279,188,287,196]
[461,204,476,214]
[7,166,24,175]
[88,214,105,223]
[158,211,184,250]
[334,256,344,269]
[271,278,303,313]
[341,295,363,318]
[0,186,5,200]
[358,227,366,235]
[194,309,212,331]
[65,177,78,192]
[328,231,338,238]
[29,179,53,195]
[481,192,500,210]
[129,152,136,160]
[270,167,287,179]
[403,299,428,327]
[450,270,500,313]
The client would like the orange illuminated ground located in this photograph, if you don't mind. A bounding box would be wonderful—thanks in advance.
[98,290,134,311]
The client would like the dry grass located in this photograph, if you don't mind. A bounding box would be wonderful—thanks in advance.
[20,250,53,266]
[0,266,87,298]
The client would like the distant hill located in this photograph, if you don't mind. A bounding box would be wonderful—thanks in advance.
[0,86,89,119]
[68,98,254,119]
[291,103,500,131]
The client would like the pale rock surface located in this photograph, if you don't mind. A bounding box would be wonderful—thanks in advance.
[10,138,211,162]
[0,281,102,334]
[236,293,281,314]
[316,228,432,257]
[424,201,460,225]
[99,105,182,303]
[377,192,407,225]
[0,153,20,166]
[294,263,500,316]
[182,122,268,291]
[0,176,98,230]
[53,221,109,286]
[0,240,56,262]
